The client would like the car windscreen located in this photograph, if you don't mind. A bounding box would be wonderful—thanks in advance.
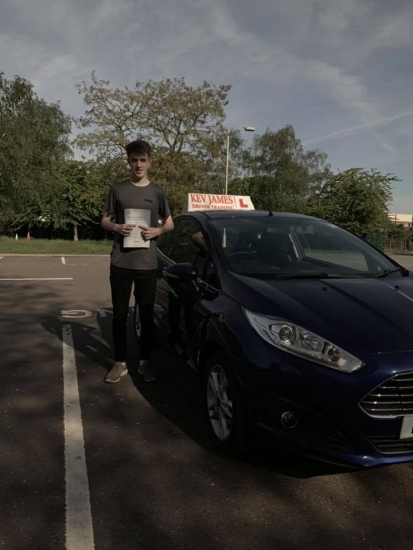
[209,216,398,278]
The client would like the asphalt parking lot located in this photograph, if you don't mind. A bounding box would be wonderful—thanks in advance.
[1,253,413,550]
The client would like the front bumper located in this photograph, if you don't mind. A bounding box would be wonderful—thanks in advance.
[238,344,413,468]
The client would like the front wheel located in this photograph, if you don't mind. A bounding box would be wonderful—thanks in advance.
[203,351,247,456]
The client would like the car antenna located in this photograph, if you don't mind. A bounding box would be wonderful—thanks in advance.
[268,209,274,216]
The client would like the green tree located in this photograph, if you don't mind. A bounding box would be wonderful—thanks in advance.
[55,160,109,240]
[308,168,397,236]
[387,222,406,241]
[75,73,232,213]
[75,73,230,158]
[0,73,72,232]
[385,221,409,252]
[241,126,330,212]
[11,160,104,239]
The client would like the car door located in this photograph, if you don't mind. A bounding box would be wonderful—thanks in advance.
[153,228,174,335]
[162,217,217,368]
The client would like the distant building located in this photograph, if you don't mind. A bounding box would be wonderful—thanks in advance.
[388,213,413,228]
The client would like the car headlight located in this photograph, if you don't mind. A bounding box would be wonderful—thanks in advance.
[244,309,364,373]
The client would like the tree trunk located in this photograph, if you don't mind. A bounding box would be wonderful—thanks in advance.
[73,224,78,241]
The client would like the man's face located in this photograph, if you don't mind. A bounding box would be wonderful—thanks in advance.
[128,153,151,179]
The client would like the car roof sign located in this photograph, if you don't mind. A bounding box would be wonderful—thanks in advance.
[183,193,255,212]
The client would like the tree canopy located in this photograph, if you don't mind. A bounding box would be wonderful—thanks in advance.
[0,71,400,243]
[0,73,72,233]
[239,126,331,212]
[75,73,232,211]
[308,168,396,236]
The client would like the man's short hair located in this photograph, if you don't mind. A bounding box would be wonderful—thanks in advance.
[125,139,152,159]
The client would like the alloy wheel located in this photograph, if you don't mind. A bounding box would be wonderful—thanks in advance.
[207,364,233,441]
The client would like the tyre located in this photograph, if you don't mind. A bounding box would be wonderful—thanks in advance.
[203,351,247,456]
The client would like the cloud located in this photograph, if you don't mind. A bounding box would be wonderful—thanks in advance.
[92,0,129,25]
[317,0,372,37]
[304,61,377,121]
[303,110,413,145]
[380,139,397,155]
[0,0,413,212]
[364,10,413,53]
[376,156,413,166]
[0,0,390,125]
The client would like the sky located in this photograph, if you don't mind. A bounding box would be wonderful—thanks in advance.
[1,0,413,212]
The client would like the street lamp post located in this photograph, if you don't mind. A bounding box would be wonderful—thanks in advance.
[225,125,255,194]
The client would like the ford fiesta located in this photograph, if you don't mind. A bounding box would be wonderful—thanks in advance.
[146,209,413,468]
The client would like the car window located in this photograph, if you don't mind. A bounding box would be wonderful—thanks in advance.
[168,218,206,266]
[295,224,369,271]
[156,231,171,256]
[210,217,395,277]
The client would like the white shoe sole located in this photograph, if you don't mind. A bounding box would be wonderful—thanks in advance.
[105,368,128,383]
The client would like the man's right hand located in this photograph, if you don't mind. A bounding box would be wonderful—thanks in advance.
[115,224,136,237]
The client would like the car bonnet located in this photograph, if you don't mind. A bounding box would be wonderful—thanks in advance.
[224,273,413,357]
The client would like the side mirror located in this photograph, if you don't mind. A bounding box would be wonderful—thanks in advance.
[163,263,198,281]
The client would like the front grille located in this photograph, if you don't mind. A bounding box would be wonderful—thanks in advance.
[369,435,413,455]
[360,373,413,417]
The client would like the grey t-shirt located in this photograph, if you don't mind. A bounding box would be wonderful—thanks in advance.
[104,180,171,270]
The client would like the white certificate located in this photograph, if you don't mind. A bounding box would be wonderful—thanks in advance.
[123,208,151,248]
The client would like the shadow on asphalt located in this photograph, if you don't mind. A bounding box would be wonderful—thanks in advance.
[3,265,413,550]
[42,307,353,480]
[41,315,113,372]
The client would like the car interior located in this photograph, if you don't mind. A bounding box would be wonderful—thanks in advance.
[222,226,302,273]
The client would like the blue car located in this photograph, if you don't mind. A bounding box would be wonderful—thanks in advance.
[149,209,413,468]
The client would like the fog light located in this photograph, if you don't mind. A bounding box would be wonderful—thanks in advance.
[281,411,298,429]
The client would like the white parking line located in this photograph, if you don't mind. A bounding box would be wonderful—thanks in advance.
[62,325,95,550]
[62,257,66,265]
[0,278,73,281]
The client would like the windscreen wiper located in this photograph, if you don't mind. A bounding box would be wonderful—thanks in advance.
[375,267,404,278]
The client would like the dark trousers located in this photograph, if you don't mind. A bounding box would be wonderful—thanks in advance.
[110,265,158,362]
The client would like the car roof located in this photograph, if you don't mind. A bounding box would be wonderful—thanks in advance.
[177,210,318,221]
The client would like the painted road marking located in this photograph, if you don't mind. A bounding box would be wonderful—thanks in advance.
[0,278,73,281]
[63,325,95,550]
[61,310,92,319]
[62,257,66,265]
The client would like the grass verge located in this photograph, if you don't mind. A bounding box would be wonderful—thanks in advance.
[0,236,112,255]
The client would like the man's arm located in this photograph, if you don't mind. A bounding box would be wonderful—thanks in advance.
[101,212,136,237]
[160,215,174,234]
[191,231,207,251]
[139,215,174,240]
[101,212,117,232]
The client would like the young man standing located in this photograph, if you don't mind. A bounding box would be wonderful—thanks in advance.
[101,139,173,383]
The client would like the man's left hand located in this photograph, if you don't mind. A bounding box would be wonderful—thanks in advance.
[138,226,161,240]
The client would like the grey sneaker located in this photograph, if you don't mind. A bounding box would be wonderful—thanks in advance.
[144,363,158,383]
[138,360,148,376]
[104,362,128,383]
